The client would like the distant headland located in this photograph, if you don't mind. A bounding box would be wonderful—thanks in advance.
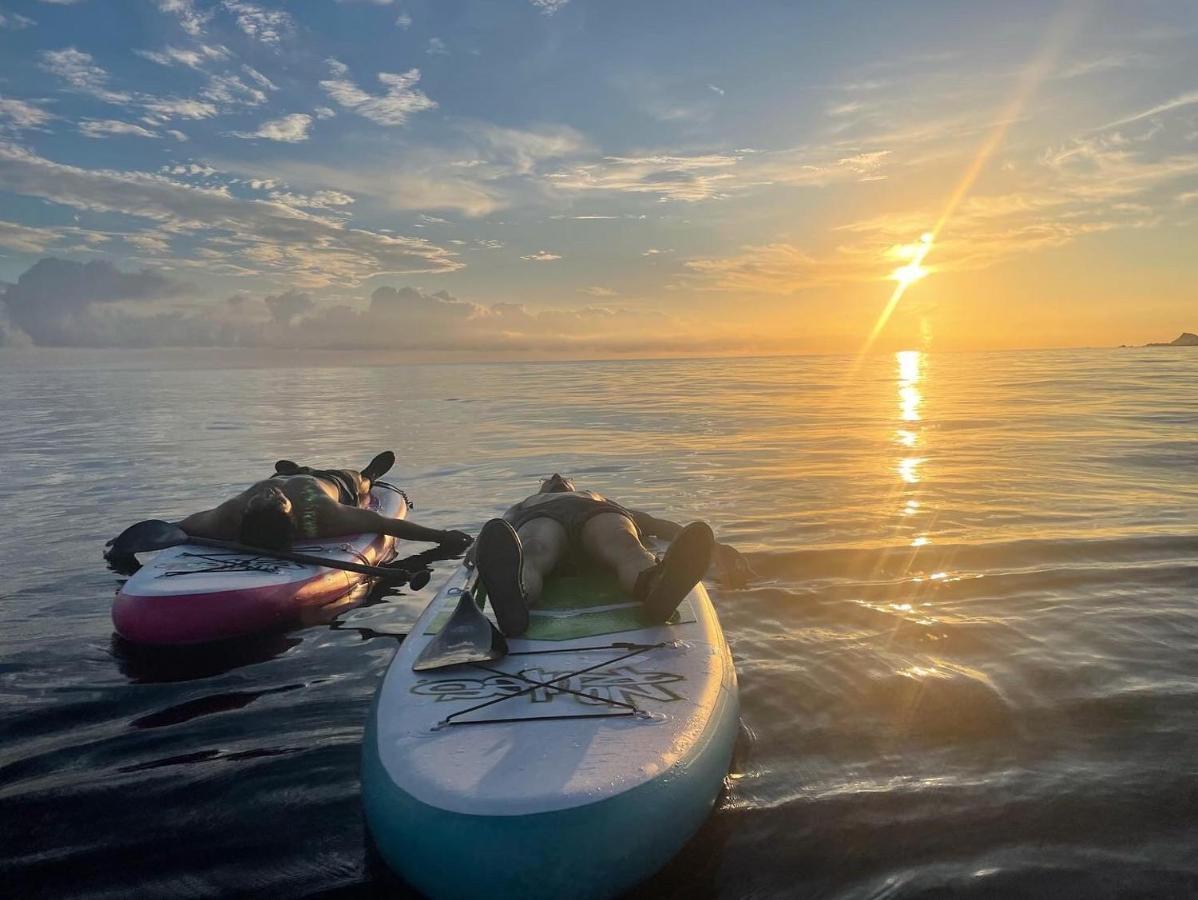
[1145,332,1198,347]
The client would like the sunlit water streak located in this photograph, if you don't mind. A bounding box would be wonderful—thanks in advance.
[0,348,1196,897]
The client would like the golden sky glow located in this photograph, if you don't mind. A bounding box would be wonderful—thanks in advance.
[0,2,1194,356]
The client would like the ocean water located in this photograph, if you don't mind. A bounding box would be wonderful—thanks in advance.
[1,348,1196,898]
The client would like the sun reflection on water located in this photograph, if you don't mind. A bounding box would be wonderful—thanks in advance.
[894,350,929,549]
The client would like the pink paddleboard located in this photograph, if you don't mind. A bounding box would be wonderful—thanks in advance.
[113,484,409,645]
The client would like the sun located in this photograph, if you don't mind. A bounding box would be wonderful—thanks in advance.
[889,231,933,289]
[891,260,928,289]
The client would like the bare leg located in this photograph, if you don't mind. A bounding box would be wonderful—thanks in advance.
[579,513,657,595]
[514,517,570,606]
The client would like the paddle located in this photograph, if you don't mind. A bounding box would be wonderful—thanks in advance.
[411,563,508,671]
[105,519,422,582]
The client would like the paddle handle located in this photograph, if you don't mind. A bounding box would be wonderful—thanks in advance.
[186,535,407,579]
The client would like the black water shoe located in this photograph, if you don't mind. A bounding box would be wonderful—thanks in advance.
[476,518,530,636]
[636,521,715,622]
[361,451,396,483]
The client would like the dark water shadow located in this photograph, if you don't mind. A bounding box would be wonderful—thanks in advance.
[130,683,306,728]
[110,632,302,684]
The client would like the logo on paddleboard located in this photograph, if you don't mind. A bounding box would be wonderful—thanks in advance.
[412,665,685,707]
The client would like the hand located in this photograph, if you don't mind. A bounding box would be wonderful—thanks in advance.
[437,529,473,552]
[714,543,754,589]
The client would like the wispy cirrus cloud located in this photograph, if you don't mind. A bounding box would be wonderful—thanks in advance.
[319,59,437,126]
[40,48,131,103]
[136,44,229,69]
[79,119,161,139]
[0,97,54,131]
[0,142,462,286]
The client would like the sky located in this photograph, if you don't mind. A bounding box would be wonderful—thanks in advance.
[0,0,1195,357]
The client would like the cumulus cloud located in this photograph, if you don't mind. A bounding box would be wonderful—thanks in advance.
[264,288,314,323]
[0,265,696,353]
[0,257,183,346]
[530,0,569,14]
[231,112,313,142]
[520,250,561,261]
[0,142,462,286]
[320,59,436,126]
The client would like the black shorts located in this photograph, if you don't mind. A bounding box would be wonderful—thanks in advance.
[271,468,359,505]
[505,496,643,549]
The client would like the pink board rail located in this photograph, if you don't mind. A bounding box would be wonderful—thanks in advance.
[113,485,408,645]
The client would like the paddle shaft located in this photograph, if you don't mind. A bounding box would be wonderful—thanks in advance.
[182,535,408,579]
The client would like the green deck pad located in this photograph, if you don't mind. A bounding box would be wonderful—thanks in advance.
[425,570,695,642]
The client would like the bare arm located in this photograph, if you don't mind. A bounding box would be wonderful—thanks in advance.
[322,505,471,548]
[631,509,754,588]
[630,509,683,539]
[178,498,242,539]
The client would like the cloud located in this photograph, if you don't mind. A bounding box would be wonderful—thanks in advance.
[0,257,183,346]
[202,72,270,107]
[157,0,209,36]
[545,153,744,201]
[320,59,437,126]
[40,47,131,103]
[530,0,569,14]
[223,1,292,46]
[136,44,229,69]
[0,10,35,29]
[79,119,161,139]
[395,12,411,28]
[0,267,698,353]
[0,97,53,131]
[520,250,561,261]
[231,113,313,142]
[42,47,244,122]
[1099,90,1198,132]
[142,97,219,120]
[0,142,462,286]
[427,37,448,56]
[268,189,354,210]
[263,288,314,323]
[0,219,64,253]
[314,106,336,119]
[581,286,617,297]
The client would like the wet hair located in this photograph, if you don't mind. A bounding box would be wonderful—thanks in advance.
[239,494,295,550]
[539,473,576,494]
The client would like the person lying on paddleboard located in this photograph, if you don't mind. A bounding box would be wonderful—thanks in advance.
[178,451,472,552]
[473,473,753,636]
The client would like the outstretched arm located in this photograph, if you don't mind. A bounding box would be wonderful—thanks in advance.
[323,505,472,549]
[630,509,754,588]
[178,499,241,539]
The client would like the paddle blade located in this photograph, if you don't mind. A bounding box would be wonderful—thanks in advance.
[105,519,190,564]
[412,590,508,672]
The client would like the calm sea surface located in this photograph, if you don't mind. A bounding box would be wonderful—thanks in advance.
[1,348,1196,898]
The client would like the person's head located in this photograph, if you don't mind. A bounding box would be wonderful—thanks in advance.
[539,473,576,494]
[239,484,295,550]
